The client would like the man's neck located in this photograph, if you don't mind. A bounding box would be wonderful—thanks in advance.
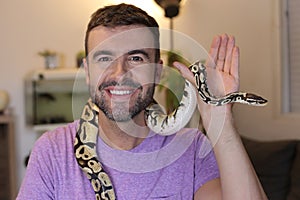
[97,111,150,150]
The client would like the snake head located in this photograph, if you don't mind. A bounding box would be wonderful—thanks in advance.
[245,93,268,106]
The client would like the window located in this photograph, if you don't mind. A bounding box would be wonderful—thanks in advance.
[281,0,300,113]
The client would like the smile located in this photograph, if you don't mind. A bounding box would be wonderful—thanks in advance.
[109,89,134,95]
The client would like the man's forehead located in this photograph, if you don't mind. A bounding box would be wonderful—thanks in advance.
[88,26,157,55]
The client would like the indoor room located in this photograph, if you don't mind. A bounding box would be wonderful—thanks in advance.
[0,0,299,199]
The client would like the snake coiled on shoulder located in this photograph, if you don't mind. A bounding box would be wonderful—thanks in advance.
[74,61,268,200]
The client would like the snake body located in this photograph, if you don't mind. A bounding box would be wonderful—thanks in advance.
[145,61,267,136]
[189,61,268,107]
[74,101,116,200]
[74,60,267,200]
[145,80,197,136]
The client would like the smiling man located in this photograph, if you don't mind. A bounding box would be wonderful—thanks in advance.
[17,3,267,200]
[86,26,159,123]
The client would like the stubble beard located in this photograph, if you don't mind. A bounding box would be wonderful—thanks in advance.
[91,84,155,122]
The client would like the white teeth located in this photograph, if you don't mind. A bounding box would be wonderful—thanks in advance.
[110,90,132,95]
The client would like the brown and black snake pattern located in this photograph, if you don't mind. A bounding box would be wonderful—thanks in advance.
[74,100,116,200]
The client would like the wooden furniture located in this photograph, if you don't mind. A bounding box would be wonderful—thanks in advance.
[0,113,16,200]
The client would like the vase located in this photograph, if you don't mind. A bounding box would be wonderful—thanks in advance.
[45,55,58,69]
[0,90,9,113]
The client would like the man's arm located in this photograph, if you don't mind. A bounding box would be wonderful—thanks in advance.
[174,34,267,200]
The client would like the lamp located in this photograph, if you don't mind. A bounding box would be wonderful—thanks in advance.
[154,0,185,50]
[154,0,182,18]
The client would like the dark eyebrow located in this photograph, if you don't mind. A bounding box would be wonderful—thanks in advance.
[127,49,150,59]
[92,50,113,60]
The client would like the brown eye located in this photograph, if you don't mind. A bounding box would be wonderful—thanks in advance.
[129,56,143,62]
[97,56,113,62]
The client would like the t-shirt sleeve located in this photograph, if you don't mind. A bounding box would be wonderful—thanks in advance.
[17,133,56,200]
[194,133,220,192]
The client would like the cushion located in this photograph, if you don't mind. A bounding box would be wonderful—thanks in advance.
[287,143,300,200]
[242,137,297,200]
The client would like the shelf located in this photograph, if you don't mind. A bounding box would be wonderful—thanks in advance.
[0,114,13,123]
[0,113,16,200]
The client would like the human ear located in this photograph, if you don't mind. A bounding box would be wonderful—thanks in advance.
[154,59,163,84]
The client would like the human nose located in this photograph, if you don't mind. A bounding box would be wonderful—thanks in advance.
[109,58,132,80]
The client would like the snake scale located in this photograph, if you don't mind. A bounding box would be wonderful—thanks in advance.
[74,60,268,200]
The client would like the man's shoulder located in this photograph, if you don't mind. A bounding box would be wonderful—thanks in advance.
[34,120,79,151]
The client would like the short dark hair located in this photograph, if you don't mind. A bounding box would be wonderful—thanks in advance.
[85,3,160,61]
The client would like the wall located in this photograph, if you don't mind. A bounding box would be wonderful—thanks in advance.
[175,0,300,141]
[0,0,298,193]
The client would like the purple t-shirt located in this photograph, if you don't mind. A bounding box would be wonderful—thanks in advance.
[17,121,219,200]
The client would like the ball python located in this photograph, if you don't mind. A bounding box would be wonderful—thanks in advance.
[74,60,268,200]
[145,61,268,136]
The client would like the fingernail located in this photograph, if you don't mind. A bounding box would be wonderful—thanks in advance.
[173,62,181,68]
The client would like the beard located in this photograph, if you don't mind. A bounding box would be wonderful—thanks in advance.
[90,79,155,122]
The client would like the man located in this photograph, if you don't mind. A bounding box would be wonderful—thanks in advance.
[17,3,267,200]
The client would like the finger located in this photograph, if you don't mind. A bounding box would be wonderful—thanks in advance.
[230,46,240,81]
[173,61,209,114]
[172,61,195,86]
[216,34,229,71]
[223,35,235,73]
[206,35,221,68]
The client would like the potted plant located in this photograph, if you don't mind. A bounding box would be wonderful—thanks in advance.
[76,50,85,68]
[158,51,190,113]
[38,50,58,69]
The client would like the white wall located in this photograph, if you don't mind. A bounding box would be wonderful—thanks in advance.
[1,0,299,193]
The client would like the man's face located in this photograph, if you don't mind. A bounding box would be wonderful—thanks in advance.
[85,25,161,122]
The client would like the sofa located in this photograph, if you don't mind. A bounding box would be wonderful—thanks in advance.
[242,137,300,200]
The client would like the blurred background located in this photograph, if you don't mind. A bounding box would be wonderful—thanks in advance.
[0,0,299,199]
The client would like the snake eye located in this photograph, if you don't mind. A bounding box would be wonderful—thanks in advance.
[245,93,257,99]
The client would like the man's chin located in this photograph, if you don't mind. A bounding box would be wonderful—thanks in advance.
[101,108,133,122]
[107,115,132,123]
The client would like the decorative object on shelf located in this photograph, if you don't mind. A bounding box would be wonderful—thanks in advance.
[76,50,85,68]
[0,90,9,113]
[38,49,58,69]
